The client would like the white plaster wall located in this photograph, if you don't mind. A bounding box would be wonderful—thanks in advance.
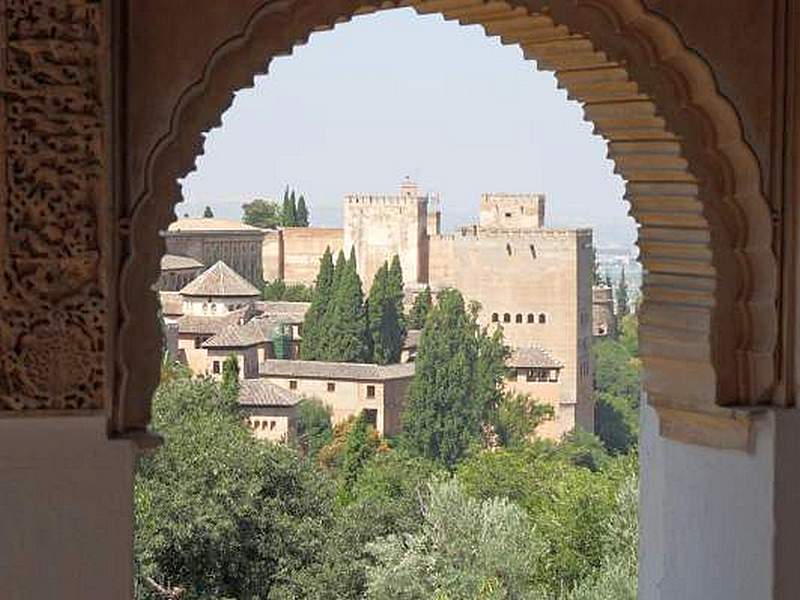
[639,404,774,600]
[0,416,135,600]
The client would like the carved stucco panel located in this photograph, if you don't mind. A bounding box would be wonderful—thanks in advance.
[0,0,106,412]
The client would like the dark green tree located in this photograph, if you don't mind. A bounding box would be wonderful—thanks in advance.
[296,397,333,459]
[296,194,310,227]
[281,187,297,226]
[616,266,630,317]
[408,286,433,329]
[134,377,333,599]
[387,255,406,339]
[402,288,486,468]
[337,412,379,504]
[367,262,405,365]
[202,205,214,218]
[301,247,335,360]
[221,354,240,395]
[326,249,369,362]
[241,198,281,229]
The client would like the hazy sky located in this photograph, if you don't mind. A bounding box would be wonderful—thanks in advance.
[180,8,635,249]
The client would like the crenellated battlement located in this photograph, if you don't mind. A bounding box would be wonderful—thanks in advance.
[344,194,429,206]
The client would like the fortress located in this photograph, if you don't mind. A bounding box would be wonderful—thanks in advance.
[166,180,595,435]
[269,180,594,435]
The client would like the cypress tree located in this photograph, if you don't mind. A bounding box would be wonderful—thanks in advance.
[617,267,630,317]
[332,250,347,291]
[281,187,297,227]
[326,249,369,362]
[337,412,379,504]
[300,247,335,360]
[367,262,404,365]
[402,289,484,468]
[408,286,433,329]
[296,195,309,227]
[221,354,240,401]
[202,206,214,218]
[387,254,406,335]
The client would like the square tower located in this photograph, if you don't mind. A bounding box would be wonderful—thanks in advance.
[343,180,429,289]
[479,193,545,230]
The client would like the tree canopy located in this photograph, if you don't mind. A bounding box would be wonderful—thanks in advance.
[242,198,282,229]
[134,375,333,599]
[402,289,507,468]
[366,258,406,365]
[407,286,433,329]
[202,205,214,218]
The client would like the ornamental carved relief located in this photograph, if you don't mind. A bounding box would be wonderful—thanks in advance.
[0,0,106,412]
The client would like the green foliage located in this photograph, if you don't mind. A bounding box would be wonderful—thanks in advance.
[402,289,506,468]
[616,267,630,318]
[457,444,635,595]
[260,278,313,302]
[134,377,333,599]
[493,392,555,447]
[241,198,282,229]
[326,248,369,363]
[593,325,640,455]
[301,248,335,361]
[337,412,381,505]
[302,451,443,599]
[296,195,310,227]
[281,187,298,227]
[202,205,214,218]
[220,354,239,394]
[407,286,433,329]
[296,397,333,459]
[367,260,405,364]
[365,478,546,600]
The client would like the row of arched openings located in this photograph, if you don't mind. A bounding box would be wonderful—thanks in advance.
[491,312,547,324]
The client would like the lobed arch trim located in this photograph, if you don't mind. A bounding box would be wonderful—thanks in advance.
[118,0,777,450]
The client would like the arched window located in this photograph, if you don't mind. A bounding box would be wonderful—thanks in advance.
[503,313,511,323]
[491,312,499,323]
[515,314,523,323]
[539,313,547,324]
[527,313,535,323]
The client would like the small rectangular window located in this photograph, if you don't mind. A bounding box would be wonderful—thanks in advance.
[289,380,298,390]
[364,408,378,428]
[366,385,376,399]
[212,361,220,374]
[327,382,336,392]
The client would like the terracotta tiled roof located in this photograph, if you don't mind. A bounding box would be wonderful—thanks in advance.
[508,346,563,369]
[239,379,301,407]
[260,359,415,381]
[202,317,278,349]
[179,261,261,297]
[168,217,262,232]
[177,308,250,335]
[160,253,204,271]
[254,301,310,323]
[159,291,183,317]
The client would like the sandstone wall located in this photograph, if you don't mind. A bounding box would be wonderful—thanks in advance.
[281,228,344,286]
[261,230,282,282]
[479,193,545,229]
[428,228,594,432]
[344,196,427,289]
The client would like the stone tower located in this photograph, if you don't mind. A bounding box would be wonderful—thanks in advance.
[479,193,545,230]
[343,179,429,289]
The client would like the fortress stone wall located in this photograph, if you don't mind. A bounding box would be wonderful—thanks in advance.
[432,227,594,432]
[343,180,431,289]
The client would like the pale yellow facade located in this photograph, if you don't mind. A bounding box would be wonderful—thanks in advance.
[262,372,411,437]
